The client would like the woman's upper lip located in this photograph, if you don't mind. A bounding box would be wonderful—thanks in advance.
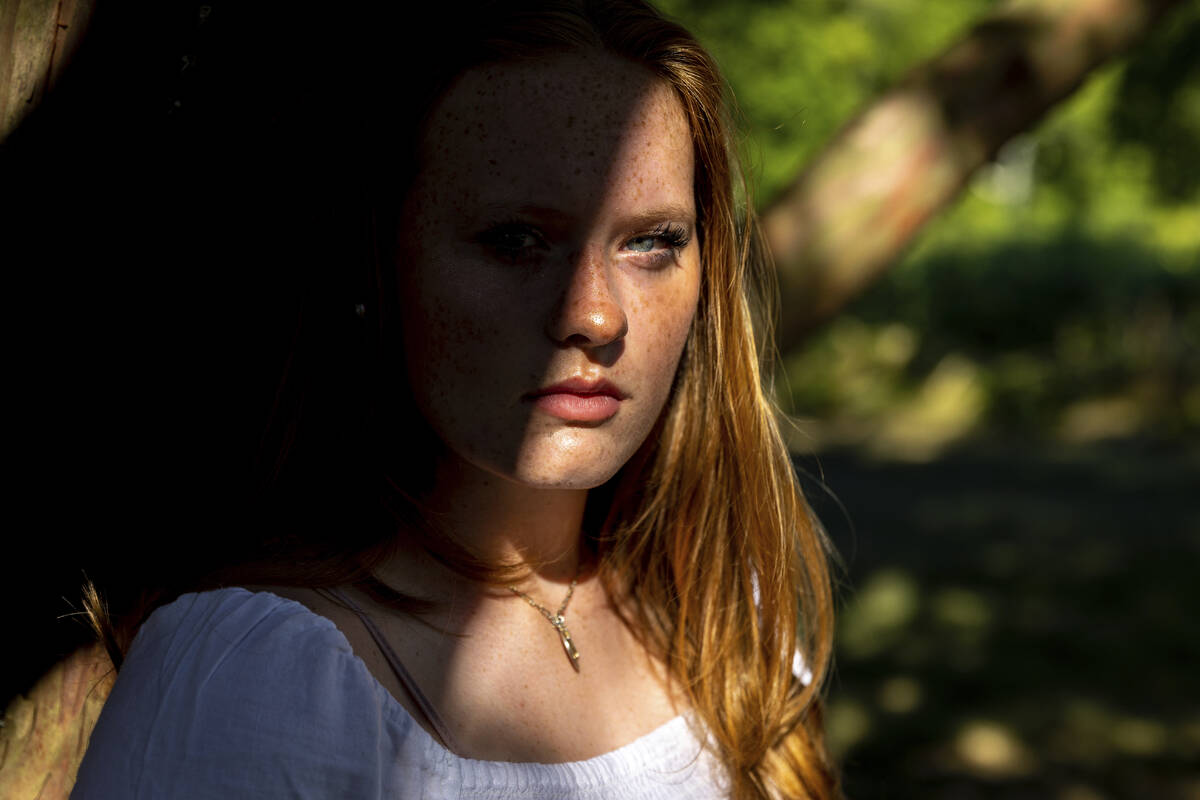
[526,377,626,400]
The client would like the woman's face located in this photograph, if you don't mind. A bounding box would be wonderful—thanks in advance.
[397,51,701,490]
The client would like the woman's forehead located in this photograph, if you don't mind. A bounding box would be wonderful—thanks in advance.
[415,51,694,214]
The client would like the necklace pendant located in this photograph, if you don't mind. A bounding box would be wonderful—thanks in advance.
[553,619,581,672]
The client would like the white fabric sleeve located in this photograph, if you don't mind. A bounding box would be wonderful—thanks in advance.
[70,589,406,800]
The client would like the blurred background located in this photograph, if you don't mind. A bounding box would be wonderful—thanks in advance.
[659,0,1199,797]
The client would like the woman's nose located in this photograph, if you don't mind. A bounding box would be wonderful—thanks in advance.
[544,253,629,349]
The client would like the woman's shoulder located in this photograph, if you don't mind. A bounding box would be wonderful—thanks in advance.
[115,587,348,687]
[137,586,341,652]
[71,587,414,799]
[115,586,386,723]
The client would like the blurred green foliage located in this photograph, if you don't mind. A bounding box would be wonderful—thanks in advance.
[658,0,1008,204]
[660,0,1200,448]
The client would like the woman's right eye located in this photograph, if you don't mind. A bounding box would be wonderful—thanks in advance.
[477,223,546,261]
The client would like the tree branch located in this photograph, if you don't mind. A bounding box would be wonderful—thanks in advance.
[763,0,1188,350]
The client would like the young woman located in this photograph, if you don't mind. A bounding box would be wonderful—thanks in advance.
[70,2,838,798]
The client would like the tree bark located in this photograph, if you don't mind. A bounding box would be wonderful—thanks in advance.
[0,644,114,800]
[0,0,94,143]
[763,0,1189,350]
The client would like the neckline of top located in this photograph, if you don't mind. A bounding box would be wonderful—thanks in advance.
[232,587,706,781]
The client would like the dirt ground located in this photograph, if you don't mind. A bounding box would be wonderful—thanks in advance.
[801,437,1200,800]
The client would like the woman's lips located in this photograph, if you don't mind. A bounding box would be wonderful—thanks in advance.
[529,392,621,421]
[525,379,624,422]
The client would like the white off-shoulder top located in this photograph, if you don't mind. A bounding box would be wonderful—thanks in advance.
[70,587,732,799]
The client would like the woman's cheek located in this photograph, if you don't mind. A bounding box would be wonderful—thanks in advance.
[404,260,503,391]
[640,280,701,403]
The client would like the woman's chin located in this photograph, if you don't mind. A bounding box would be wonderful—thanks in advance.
[504,432,639,490]
[501,459,623,492]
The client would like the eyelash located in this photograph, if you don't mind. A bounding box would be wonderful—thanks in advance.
[476,222,547,261]
[634,223,691,255]
[476,221,691,268]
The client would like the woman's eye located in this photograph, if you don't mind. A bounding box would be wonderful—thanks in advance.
[622,224,691,265]
[477,223,546,260]
[495,230,540,250]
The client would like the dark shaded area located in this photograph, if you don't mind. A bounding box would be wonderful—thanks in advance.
[3,2,205,707]
[1,2,384,706]
[797,439,1200,798]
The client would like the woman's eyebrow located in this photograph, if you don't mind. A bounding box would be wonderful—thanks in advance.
[477,203,573,225]
[476,203,696,232]
[614,205,696,231]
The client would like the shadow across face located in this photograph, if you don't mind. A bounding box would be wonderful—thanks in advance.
[396,50,702,492]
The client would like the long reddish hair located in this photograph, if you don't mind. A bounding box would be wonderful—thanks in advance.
[86,3,839,797]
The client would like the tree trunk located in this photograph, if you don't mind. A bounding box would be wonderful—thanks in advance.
[763,0,1188,350]
[0,643,114,800]
[0,0,93,143]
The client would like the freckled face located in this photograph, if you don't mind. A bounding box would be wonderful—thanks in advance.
[397,52,701,489]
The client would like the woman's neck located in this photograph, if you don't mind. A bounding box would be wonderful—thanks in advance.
[383,452,590,598]
[435,454,589,576]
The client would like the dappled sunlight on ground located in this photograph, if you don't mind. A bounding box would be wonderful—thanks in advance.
[839,569,921,660]
[944,719,1039,778]
[872,356,988,461]
[801,439,1200,798]
[877,674,924,714]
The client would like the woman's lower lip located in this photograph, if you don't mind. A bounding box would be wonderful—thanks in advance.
[529,393,621,421]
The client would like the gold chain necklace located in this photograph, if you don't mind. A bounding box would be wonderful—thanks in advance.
[508,575,581,672]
